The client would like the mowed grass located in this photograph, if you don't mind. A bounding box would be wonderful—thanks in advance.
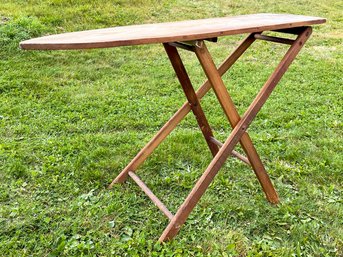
[0,0,342,256]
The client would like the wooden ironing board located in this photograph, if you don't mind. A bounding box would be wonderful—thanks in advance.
[20,13,326,241]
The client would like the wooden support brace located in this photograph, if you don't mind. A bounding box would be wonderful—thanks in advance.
[194,40,279,204]
[159,26,312,242]
[128,171,174,220]
[274,26,308,35]
[109,27,312,242]
[209,137,251,165]
[163,42,219,157]
[168,42,195,52]
[109,33,256,187]
[254,34,295,45]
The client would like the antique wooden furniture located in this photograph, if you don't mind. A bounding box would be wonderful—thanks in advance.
[21,13,326,241]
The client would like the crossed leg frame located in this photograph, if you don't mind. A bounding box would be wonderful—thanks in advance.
[109,26,312,242]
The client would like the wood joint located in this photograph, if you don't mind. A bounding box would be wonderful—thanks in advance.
[273,26,309,35]
[168,42,195,52]
[209,137,251,165]
[168,38,216,51]
[254,34,295,45]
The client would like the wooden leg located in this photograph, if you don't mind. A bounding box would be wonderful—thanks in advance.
[194,40,279,204]
[163,43,219,156]
[109,34,255,187]
[159,27,312,241]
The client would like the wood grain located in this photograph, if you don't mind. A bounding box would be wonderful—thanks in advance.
[20,14,325,50]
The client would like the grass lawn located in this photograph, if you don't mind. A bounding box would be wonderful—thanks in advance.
[0,0,342,256]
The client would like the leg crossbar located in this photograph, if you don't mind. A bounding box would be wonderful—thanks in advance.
[109,26,312,242]
[128,171,174,220]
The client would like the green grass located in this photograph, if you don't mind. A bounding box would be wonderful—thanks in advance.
[0,0,342,256]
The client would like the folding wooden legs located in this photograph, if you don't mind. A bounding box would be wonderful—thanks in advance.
[109,33,255,187]
[163,43,219,157]
[159,27,312,241]
[109,27,312,242]
[194,40,279,204]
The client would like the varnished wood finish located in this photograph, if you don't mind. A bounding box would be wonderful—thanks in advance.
[159,26,312,242]
[20,14,325,50]
[163,43,219,156]
[128,171,174,220]
[109,34,255,186]
[194,41,279,204]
